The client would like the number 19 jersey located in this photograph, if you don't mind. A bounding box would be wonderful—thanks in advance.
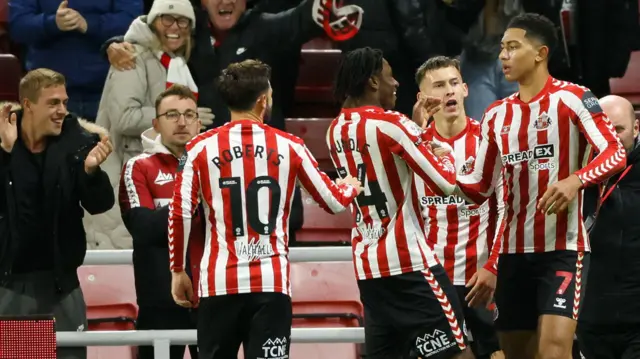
[169,119,359,298]
[327,106,458,280]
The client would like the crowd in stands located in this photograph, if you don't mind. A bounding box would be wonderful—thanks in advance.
[0,0,640,358]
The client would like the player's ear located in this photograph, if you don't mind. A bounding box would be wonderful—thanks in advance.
[368,75,379,91]
[535,45,549,63]
[462,83,469,98]
[416,92,422,101]
[152,117,160,132]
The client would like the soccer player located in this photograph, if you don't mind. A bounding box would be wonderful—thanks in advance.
[415,56,505,359]
[455,13,626,359]
[168,59,363,359]
[328,47,474,359]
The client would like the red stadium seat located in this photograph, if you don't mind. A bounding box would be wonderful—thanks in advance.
[610,51,640,106]
[293,49,342,118]
[0,54,20,101]
[78,265,138,359]
[297,189,353,244]
[285,117,333,172]
[78,265,138,331]
[302,36,335,50]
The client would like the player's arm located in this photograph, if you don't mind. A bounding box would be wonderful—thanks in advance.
[455,111,503,204]
[168,149,202,273]
[483,171,507,275]
[380,118,457,196]
[570,90,626,186]
[119,158,171,248]
[295,143,361,214]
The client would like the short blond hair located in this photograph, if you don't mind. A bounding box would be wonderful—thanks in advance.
[19,68,66,103]
[415,56,461,86]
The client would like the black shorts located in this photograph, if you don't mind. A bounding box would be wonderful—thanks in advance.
[358,265,469,359]
[197,292,292,359]
[494,250,589,331]
[577,323,640,359]
[454,286,500,359]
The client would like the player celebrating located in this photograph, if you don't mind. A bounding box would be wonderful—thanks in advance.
[168,60,363,359]
[415,56,505,359]
[455,13,626,359]
[328,47,474,359]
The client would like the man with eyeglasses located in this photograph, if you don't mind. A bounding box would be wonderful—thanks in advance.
[119,84,205,359]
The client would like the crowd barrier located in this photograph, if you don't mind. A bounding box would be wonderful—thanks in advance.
[58,247,360,359]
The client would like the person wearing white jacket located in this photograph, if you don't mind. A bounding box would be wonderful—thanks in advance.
[84,0,213,249]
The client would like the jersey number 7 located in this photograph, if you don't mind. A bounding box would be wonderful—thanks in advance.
[219,176,281,237]
[337,163,389,221]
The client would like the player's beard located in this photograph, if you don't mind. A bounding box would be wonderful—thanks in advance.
[262,104,273,123]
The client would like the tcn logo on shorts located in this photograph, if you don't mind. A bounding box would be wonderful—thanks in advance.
[259,337,288,359]
[415,329,456,357]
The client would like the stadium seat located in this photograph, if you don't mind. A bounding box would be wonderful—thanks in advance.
[302,36,335,50]
[78,265,138,331]
[285,117,333,172]
[610,51,640,106]
[293,49,342,118]
[290,262,362,359]
[0,54,20,101]
[78,265,138,359]
[297,189,353,244]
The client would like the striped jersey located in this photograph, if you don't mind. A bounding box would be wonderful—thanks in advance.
[168,119,359,298]
[457,77,626,253]
[327,106,458,280]
[415,118,505,286]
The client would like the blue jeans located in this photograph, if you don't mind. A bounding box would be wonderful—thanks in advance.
[460,51,519,122]
[66,97,100,122]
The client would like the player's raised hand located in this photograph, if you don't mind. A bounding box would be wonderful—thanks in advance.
[537,174,583,215]
[0,104,17,153]
[337,175,364,195]
[412,94,443,129]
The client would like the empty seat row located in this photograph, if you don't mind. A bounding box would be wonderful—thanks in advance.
[78,261,362,359]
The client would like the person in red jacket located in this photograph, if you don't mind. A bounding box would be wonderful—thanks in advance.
[119,84,205,359]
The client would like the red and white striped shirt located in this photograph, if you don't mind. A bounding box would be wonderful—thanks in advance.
[457,77,626,253]
[415,118,505,285]
[169,120,358,298]
[327,106,457,280]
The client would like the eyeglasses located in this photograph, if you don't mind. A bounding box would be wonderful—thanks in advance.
[157,110,199,124]
[160,14,191,29]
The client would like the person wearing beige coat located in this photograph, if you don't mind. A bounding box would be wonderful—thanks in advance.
[84,0,210,249]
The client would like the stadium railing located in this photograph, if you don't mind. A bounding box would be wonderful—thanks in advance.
[54,247,361,359]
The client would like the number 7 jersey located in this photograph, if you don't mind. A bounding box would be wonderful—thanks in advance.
[327,106,458,280]
[168,119,359,298]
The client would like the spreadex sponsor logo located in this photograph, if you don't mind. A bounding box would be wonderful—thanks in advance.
[502,144,556,171]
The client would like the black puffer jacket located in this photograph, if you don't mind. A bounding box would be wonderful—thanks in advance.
[0,111,115,291]
[581,138,640,325]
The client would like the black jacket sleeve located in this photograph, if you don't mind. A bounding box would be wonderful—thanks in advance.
[259,0,323,49]
[122,206,171,248]
[100,35,125,58]
[78,168,116,215]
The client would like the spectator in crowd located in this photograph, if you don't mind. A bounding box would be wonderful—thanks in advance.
[8,0,141,121]
[103,0,363,131]
[459,0,522,121]
[119,85,204,359]
[337,0,441,116]
[0,69,114,359]
[579,95,640,359]
[85,0,209,250]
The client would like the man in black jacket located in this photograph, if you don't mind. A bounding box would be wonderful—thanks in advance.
[578,95,640,359]
[0,68,115,359]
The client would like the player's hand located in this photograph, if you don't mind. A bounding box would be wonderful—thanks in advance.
[465,268,496,308]
[107,42,137,71]
[84,136,113,174]
[337,175,364,195]
[537,174,583,215]
[412,94,442,129]
[171,271,194,308]
[0,104,17,153]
